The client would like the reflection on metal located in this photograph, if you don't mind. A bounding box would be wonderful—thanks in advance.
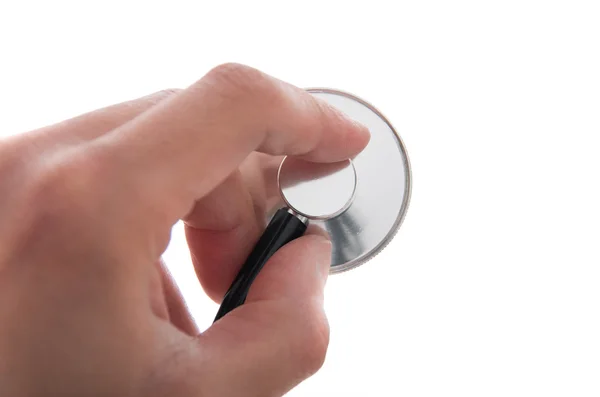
[273,88,412,274]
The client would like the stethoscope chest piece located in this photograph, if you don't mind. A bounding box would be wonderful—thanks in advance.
[214,88,411,321]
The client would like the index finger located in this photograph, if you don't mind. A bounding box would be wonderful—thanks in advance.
[95,63,370,223]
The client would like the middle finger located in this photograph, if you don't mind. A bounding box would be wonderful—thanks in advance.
[184,154,281,303]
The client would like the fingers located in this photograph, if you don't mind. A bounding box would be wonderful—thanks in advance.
[25,89,180,145]
[192,234,332,397]
[184,154,345,303]
[185,153,282,233]
[184,169,257,232]
[184,170,263,302]
[0,90,180,202]
[94,63,370,228]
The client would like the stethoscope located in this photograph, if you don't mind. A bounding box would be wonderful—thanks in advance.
[214,88,412,322]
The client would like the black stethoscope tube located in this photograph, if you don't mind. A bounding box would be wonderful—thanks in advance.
[213,208,308,322]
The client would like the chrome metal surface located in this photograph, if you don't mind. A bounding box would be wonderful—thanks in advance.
[278,157,357,220]
[275,88,412,274]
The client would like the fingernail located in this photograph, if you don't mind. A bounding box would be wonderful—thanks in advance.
[349,116,367,130]
[343,114,371,147]
[321,100,370,140]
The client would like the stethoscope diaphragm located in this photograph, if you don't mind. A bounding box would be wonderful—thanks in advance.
[214,88,411,321]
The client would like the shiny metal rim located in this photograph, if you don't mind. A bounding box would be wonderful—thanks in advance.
[305,87,413,275]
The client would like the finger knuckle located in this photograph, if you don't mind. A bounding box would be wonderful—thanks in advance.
[289,303,331,376]
[30,149,104,219]
[204,63,273,102]
[4,148,109,262]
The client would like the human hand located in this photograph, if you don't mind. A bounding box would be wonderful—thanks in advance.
[0,64,370,396]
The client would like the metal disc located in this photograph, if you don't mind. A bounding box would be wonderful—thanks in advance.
[278,157,357,220]
[277,88,412,274]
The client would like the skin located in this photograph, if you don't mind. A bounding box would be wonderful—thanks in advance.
[0,63,370,397]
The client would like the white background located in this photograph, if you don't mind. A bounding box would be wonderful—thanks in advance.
[1,1,599,396]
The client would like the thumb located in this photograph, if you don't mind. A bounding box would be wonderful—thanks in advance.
[192,234,332,397]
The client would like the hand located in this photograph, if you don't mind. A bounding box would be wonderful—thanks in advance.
[0,64,370,396]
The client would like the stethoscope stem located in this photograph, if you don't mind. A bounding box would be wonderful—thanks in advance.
[213,207,308,322]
